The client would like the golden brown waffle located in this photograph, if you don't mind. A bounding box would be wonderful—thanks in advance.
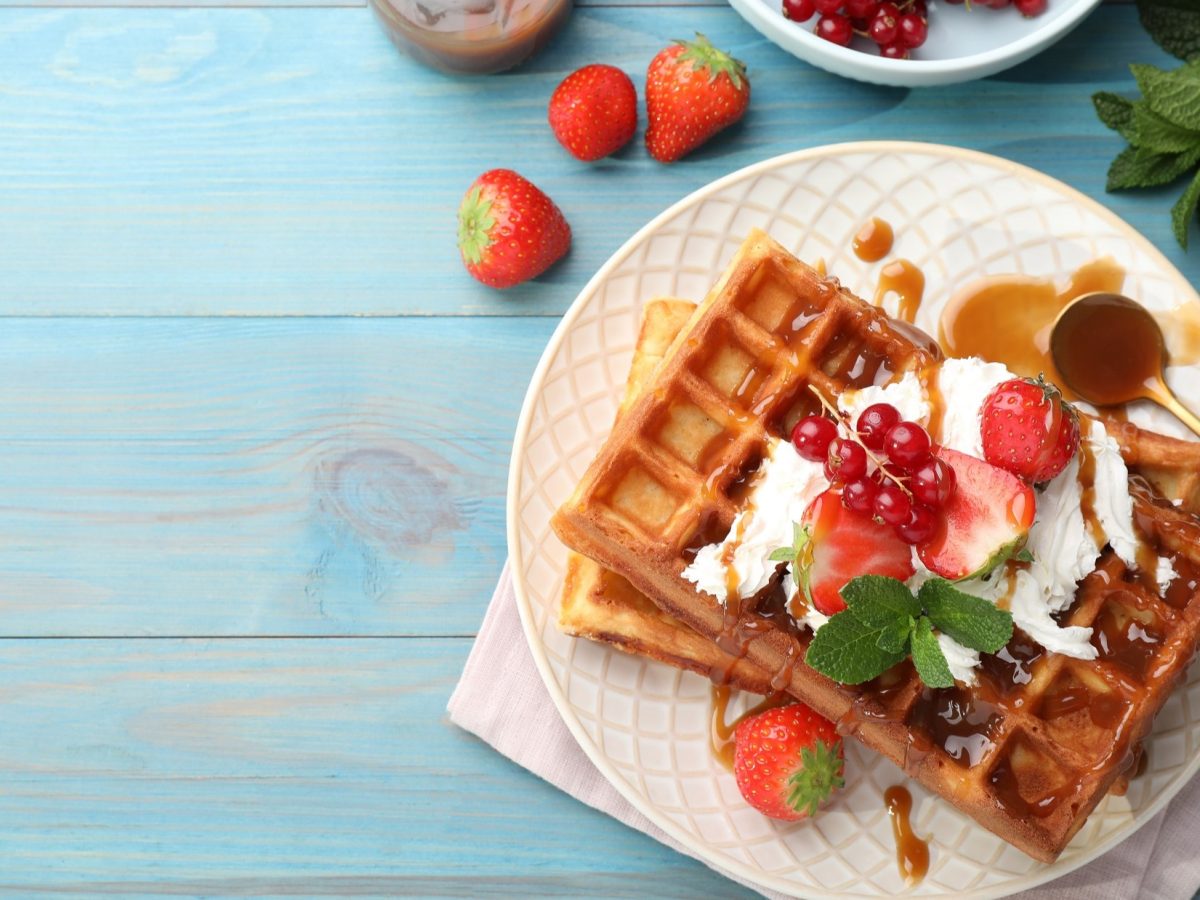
[558,298,775,695]
[552,230,1200,862]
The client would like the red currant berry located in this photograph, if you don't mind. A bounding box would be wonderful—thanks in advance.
[868,9,898,44]
[791,415,838,462]
[897,13,927,47]
[895,504,940,545]
[909,0,927,14]
[1014,0,1045,14]
[783,0,817,20]
[884,421,932,470]
[856,403,901,450]
[813,0,844,14]
[844,0,879,17]
[815,13,854,44]
[880,42,909,59]
[873,484,912,526]
[825,438,868,483]
[910,456,957,508]
[842,477,879,514]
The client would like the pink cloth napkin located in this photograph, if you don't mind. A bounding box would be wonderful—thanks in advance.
[448,564,1200,899]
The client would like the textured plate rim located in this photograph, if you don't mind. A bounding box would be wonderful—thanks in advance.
[725,0,1103,87]
[506,140,1200,900]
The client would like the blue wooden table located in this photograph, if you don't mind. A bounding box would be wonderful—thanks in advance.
[0,0,1196,895]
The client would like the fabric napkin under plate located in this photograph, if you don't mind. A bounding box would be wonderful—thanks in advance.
[447,564,1200,900]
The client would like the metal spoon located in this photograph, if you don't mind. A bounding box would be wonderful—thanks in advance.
[1050,292,1200,437]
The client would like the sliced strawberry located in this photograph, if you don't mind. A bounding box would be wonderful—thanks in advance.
[733,702,844,822]
[917,448,1036,580]
[797,489,916,616]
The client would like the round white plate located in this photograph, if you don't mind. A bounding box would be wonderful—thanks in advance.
[507,142,1200,899]
[728,0,1101,87]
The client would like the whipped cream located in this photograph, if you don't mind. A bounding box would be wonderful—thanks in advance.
[682,438,828,600]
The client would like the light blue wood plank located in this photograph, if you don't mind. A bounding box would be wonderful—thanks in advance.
[0,637,753,898]
[0,316,553,637]
[0,6,1189,316]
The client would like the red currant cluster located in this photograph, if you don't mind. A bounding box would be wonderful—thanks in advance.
[781,0,928,59]
[790,402,957,546]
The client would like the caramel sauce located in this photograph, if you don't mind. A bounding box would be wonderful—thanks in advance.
[1051,293,1166,407]
[907,688,1001,769]
[884,786,929,886]
[977,630,1044,705]
[1165,554,1200,610]
[1091,593,1165,681]
[873,259,925,324]
[709,684,792,771]
[918,364,946,444]
[938,258,1125,393]
[853,217,894,263]
[1077,441,1106,549]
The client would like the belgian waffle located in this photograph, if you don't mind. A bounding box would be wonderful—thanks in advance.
[551,230,1200,862]
[559,298,775,695]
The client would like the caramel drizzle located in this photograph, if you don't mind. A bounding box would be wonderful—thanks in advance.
[884,786,929,886]
[873,259,925,324]
[709,684,792,771]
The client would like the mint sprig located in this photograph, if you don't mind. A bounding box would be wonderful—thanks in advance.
[1093,57,1200,248]
[805,575,1014,690]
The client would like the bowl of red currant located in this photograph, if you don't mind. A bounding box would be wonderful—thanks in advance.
[726,0,1100,85]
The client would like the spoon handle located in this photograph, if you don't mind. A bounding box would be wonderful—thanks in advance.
[1152,383,1200,438]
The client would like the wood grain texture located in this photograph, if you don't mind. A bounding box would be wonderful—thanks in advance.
[0,6,1190,316]
[0,637,753,897]
[0,316,551,637]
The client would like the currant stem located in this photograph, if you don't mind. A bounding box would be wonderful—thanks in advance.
[807,384,915,499]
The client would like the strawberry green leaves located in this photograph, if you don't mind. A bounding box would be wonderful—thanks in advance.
[805,575,1014,690]
[1093,58,1200,248]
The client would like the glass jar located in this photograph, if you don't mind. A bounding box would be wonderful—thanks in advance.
[370,0,572,75]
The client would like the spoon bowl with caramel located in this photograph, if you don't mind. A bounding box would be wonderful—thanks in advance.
[1050,292,1200,437]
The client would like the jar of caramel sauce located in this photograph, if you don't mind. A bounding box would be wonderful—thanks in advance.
[370,0,572,74]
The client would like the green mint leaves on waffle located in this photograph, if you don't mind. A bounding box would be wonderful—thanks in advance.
[805,575,1014,690]
[1092,51,1200,248]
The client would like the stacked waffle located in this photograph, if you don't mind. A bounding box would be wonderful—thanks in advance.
[551,230,1200,862]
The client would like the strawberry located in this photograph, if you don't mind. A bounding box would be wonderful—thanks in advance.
[548,64,637,162]
[917,448,1036,581]
[797,489,915,617]
[644,33,750,164]
[457,169,571,290]
[980,376,1081,483]
[733,703,844,821]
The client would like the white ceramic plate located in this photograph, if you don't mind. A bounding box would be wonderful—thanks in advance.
[508,142,1200,899]
[728,0,1101,86]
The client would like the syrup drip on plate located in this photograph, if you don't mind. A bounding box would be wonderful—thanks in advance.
[709,684,792,771]
[884,786,930,886]
[873,259,925,324]
[937,258,1125,394]
[853,218,894,263]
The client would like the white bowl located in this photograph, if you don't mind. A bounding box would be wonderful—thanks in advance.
[728,0,1102,86]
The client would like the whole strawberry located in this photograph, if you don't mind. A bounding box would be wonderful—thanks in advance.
[645,33,750,163]
[548,64,637,162]
[457,169,571,290]
[733,702,844,821]
[981,376,1081,483]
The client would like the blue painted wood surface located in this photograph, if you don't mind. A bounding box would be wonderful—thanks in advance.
[0,1,1197,896]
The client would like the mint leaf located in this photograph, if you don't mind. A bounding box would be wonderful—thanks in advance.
[1172,167,1200,249]
[910,616,955,689]
[1131,103,1200,153]
[1014,548,1035,564]
[1107,146,1200,190]
[1138,0,1200,61]
[1093,92,1136,138]
[918,579,1013,654]
[840,575,920,629]
[1132,62,1200,131]
[876,617,913,655]
[805,611,906,685]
